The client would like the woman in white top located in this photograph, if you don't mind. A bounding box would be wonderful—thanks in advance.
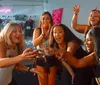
[32,11,56,85]
[0,22,41,85]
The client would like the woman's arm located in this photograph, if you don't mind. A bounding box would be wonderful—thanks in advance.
[71,5,88,33]
[0,42,37,68]
[67,40,79,55]
[14,63,30,72]
[60,60,75,84]
[32,28,44,47]
[55,47,96,68]
[14,63,44,78]
[66,40,96,68]
[55,40,96,68]
[0,42,21,67]
[65,52,96,68]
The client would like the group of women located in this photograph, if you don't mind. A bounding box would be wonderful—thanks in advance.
[0,5,100,85]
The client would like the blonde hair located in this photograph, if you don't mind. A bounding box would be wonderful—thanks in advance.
[88,8,100,26]
[0,22,25,50]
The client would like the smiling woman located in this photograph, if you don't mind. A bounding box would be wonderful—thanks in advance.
[71,5,100,33]
[48,24,96,85]
[85,26,100,85]
[32,11,56,85]
[0,22,41,85]
[84,30,94,53]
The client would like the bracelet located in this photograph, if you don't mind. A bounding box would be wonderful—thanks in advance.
[41,34,45,37]
[74,13,78,15]
[27,67,31,72]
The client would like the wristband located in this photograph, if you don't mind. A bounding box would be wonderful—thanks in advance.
[42,34,45,37]
[74,13,78,15]
[27,67,31,72]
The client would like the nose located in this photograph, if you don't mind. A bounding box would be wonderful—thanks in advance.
[90,16,94,18]
[55,33,60,37]
[17,31,22,36]
[85,40,92,48]
[43,18,47,22]
[86,41,90,45]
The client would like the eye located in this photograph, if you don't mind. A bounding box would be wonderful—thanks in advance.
[59,31,63,33]
[13,30,17,33]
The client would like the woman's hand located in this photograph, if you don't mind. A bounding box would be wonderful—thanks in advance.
[30,68,44,78]
[41,23,51,38]
[44,47,65,60]
[73,5,80,15]
[54,49,66,60]
[19,48,38,61]
[44,47,56,55]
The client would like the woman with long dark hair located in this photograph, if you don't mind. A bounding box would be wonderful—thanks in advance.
[48,24,94,85]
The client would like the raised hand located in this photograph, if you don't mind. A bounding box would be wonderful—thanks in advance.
[73,5,80,15]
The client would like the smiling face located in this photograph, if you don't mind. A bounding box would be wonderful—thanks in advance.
[84,32,94,53]
[53,26,65,44]
[40,14,51,28]
[88,11,100,26]
[10,26,22,44]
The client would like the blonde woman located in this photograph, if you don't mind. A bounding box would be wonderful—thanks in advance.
[71,5,100,33]
[0,22,41,85]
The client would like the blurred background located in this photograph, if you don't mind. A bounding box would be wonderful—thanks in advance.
[0,0,100,85]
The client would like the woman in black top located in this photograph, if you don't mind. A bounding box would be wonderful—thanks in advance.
[48,24,95,85]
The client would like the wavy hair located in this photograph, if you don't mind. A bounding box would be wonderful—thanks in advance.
[49,24,82,48]
[39,11,53,27]
[88,26,100,58]
[0,22,24,51]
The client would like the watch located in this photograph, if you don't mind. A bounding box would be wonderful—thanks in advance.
[27,67,31,72]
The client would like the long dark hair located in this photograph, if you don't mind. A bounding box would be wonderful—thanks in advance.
[88,26,100,58]
[39,11,53,27]
[50,24,82,48]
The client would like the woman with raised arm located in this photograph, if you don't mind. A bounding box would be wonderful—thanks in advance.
[71,5,100,33]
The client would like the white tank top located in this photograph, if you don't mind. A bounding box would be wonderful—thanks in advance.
[0,48,18,85]
[37,38,49,50]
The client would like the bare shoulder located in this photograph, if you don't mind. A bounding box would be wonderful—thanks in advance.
[33,27,41,35]
[33,27,41,39]
[67,40,80,55]
[34,27,41,32]
[68,40,80,48]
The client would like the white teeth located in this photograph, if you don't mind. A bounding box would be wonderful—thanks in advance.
[56,38,61,40]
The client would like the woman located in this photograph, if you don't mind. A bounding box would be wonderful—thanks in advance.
[0,22,41,85]
[87,26,100,85]
[48,24,95,85]
[32,11,56,85]
[62,26,100,85]
[71,5,100,33]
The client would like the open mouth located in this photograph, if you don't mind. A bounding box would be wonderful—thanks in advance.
[55,38,61,41]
